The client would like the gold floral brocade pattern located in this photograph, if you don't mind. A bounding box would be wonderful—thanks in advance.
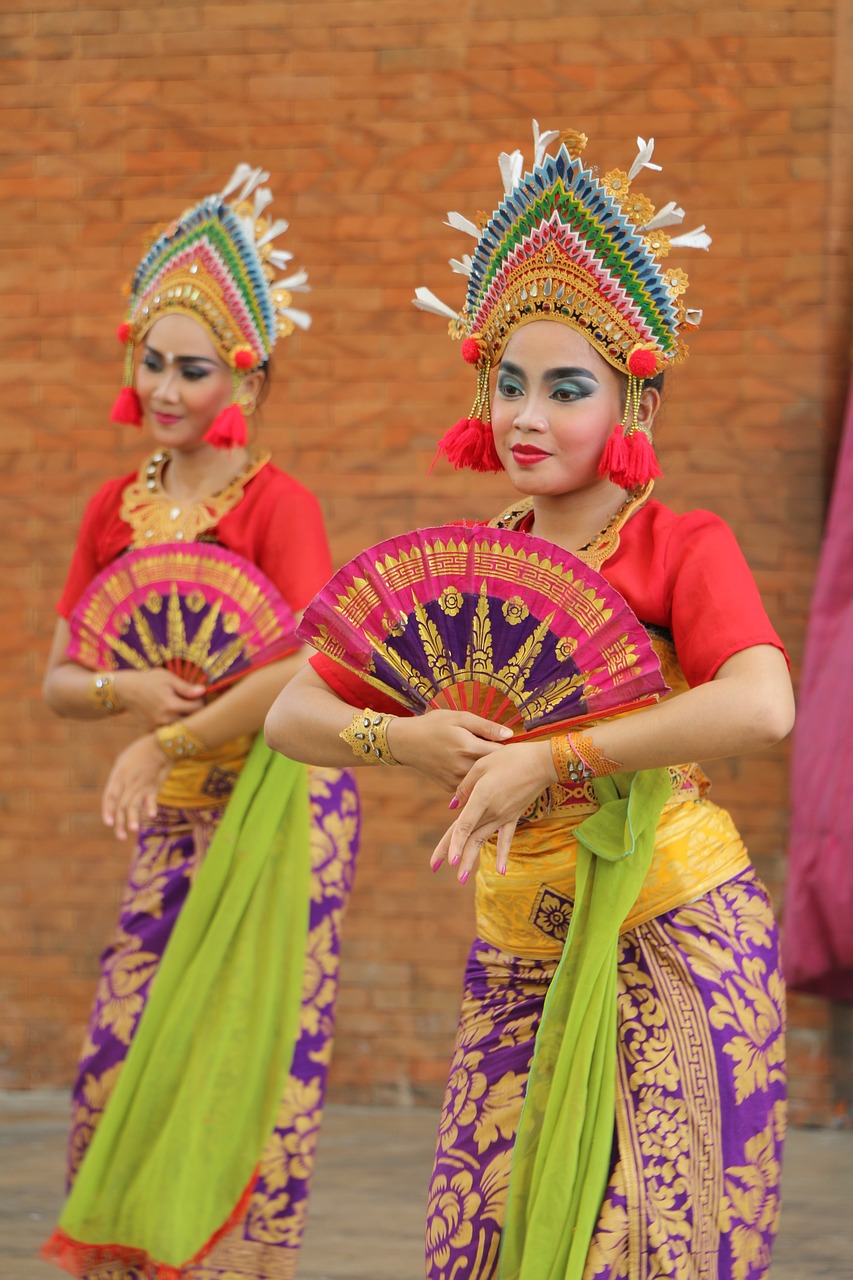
[426,869,785,1280]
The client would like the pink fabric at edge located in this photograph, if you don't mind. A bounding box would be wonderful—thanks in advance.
[784,375,853,1000]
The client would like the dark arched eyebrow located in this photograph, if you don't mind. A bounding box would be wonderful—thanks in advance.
[143,342,220,367]
[499,360,600,383]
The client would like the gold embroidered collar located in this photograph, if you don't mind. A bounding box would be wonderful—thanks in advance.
[120,446,270,548]
[489,483,654,572]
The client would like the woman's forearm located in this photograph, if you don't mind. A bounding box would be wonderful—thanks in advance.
[43,659,121,719]
[180,649,312,750]
[43,615,314,744]
[586,646,795,771]
[265,665,373,767]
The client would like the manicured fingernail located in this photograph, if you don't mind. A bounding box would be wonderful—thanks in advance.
[459,870,469,885]
[500,865,507,876]
[450,854,460,867]
[448,796,459,810]
[431,861,440,873]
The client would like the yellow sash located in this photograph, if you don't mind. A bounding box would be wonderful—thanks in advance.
[157,734,255,809]
[475,796,750,957]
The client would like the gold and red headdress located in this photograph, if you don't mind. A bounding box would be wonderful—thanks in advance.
[111,165,310,449]
[414,123,711,487]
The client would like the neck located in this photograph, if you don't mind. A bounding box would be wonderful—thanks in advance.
[160,443,252,501]
[527,481,630,551]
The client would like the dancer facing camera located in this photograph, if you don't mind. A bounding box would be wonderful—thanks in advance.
[266,124,793,1279]
[43,166,359,1279]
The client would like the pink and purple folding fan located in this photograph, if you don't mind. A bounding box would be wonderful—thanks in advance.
[298,525,668,736]
[67,543,297,692]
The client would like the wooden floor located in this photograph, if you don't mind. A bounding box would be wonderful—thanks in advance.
[3,1091,851,1279]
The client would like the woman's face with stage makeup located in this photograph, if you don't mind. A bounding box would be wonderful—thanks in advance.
[135,314,235,452]
[491,321,642,497]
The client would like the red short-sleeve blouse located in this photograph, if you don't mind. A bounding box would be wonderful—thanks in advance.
[57,460,332,618]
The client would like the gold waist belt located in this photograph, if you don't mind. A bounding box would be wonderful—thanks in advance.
[157,733,255,809]
[475,797,751,958]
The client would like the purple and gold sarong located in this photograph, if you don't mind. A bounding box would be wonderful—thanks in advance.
[426,866,786,1280]
[64,764,359,1280]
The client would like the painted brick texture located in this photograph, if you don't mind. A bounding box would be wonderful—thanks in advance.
[0,0,850,1127]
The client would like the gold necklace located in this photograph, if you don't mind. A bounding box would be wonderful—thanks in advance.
[489,483,654,571]
[120,445,270,548]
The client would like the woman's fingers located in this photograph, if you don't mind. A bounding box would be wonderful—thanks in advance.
[443,804,490,878]
[103,786,128,840]
[430,825,454,873]
[453,712,514,744]
[495,821,518,874]
[115,668,206,727]
[437,742,556,879]
[168,675,207,698]
[101,737,168,840]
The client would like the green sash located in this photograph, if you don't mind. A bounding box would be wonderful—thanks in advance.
[498,768,672,1280]
[53,737,312,1271]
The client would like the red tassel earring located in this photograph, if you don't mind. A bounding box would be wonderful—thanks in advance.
[431,338,503,473]
[204,348,257,449]
[598,346,662,489]
[109,323,143,427]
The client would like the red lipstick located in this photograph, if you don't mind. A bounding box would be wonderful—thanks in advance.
[511,444,550,465]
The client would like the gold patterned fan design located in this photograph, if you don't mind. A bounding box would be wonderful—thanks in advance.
[67,544,297,690]
[300,526,667,733]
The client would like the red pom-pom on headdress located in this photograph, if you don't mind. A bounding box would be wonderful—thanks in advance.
[233,347,258,371]
[116,322,133,345]
[627,346,659,379]
[460,338,482,365]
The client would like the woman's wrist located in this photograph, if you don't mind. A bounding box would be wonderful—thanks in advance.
[550,729,621,784]
[89,672,122,716]
[339,708,400,765]
[537,737,561,786]
[110,669,140,715]
[154,721,209,762]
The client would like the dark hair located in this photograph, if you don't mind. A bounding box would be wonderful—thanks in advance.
[617,367,665,411]
[255,358,272,408]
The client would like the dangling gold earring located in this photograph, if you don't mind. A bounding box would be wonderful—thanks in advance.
[598,347,662,489]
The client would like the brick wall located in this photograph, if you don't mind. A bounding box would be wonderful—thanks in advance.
[1,0,850,1126]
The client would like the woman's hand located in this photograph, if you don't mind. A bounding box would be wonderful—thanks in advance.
[113,669,207,729]
[430,738,558,882]
[102,735,171,840]
[386,710,514,790]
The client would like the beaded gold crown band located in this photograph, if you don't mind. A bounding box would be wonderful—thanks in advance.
[111,165,311,449]
[414,122,711,488]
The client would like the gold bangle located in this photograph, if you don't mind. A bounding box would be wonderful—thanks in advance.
[551,733,588,785]
[570,731,621,778]
[90,673,121,715]
[551,730,620,784]
[339,708,399,766]
[155,722,208,762]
